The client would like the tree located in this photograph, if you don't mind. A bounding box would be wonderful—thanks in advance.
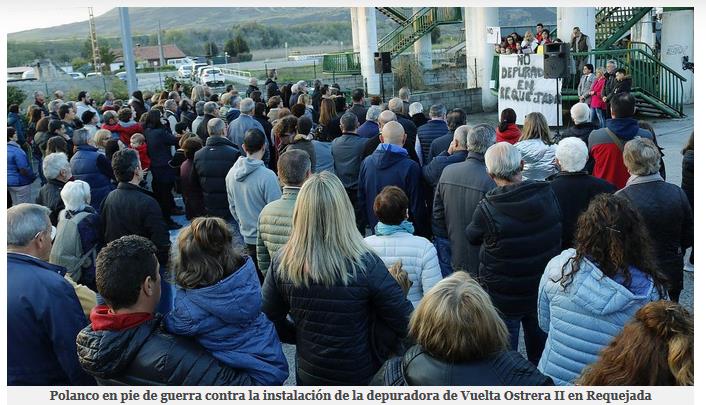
[71,57,90,71]
[224,38,238,57]
[233,33,249,54]
[204,41,218,57]
[99,46,117,72]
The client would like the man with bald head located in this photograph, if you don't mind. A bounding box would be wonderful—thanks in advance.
[361,109,420,163]
[358,121,425,234]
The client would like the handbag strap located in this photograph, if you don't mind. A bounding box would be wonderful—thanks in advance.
[604,128,626,152]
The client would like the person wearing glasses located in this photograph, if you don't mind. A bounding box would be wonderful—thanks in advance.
[7,203,96,386]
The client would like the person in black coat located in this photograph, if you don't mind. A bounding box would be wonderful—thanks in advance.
[262,172,412,386]
[550,137,616,250]
[427,108,467,162]
[195,102,219,143]
[76,235,255,386]
[562,102,597,146]
[617,138,693,302]
[361,111,420,165]
[682,133,694,269]
[388,98,418,160]
[371,272,553,386]
[466,142,561,365]
[143,110,179,229]
[346,88,368,125]
[191,118,240,222]
[36,152,72,226]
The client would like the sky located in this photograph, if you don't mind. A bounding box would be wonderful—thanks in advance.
[6,5,113,34]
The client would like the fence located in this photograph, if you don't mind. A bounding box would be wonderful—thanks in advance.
[8,77,127,109]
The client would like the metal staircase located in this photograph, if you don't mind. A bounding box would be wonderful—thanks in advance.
[375,7,408,25]
[378,7,463,58]
[595,7,653,49]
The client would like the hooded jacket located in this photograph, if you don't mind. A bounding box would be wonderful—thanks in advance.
[495,124,522,144]
[537,249,662,385]
[587,118,652,189]
[466,181,562,317]
[76,313,254,386]
[371,345,553,386]
[358,144,425,232]
[515,139,557,180]
[165,257,288,385]
[192,136,240,221]
[225,157,281,245]
[8,141,35,187]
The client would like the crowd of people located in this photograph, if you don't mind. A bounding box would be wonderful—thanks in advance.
[7,66,694,387]
[494,24,590,55]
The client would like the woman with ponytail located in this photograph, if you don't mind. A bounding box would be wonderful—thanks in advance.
[165,217,289,385]
[536,194,668,385]
[495,108,521,144]
[578,300,693,386]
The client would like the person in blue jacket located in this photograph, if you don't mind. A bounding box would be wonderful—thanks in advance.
[165,217,289,386]
[8,104,25,145]
[7,203,95,385]
[8,127,36,205]
[70,128,114,211]
[358,121,425,235]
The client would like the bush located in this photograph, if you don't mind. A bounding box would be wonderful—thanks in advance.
[7,86,27,109]
[234,53,253,62]
[394,56,424,91]
[163,76,193,96]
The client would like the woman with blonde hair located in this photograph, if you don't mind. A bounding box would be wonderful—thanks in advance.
[520,30,539,54]
[578,300,693,385]
[262,171,412,385]
[371,271,553,386]
[515,112,557,180]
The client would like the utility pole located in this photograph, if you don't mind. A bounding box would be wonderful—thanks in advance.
[119,7,138,94]
[88,7,102,73]
[157,20,165,67]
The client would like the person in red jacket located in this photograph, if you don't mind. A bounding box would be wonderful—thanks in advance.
[496,108,522,144]
[102,108,143,147]
[587,93,653,189]
[129,133,151,172]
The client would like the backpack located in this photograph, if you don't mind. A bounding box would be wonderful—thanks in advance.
[49,210,96,283]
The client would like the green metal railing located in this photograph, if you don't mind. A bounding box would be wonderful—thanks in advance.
[491,48,686,117]
[375,7,408,25]
[595,7,652,49]
[378,7,463,58]
[322,52,361,75]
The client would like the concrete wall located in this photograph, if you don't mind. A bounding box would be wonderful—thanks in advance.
[409,87,483,114]
[324,66,468,95]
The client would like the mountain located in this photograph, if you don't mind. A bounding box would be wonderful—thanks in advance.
[8,7,352,42]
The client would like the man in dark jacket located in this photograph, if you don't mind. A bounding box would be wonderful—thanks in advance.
[551,137,616,250]
[466,142,561,365]
[416,104,449,166]
[432,124,496,277]
[600,59,618,116]
[195,101,219,143]
[246,77,259,98]
[588,93,653,189]
[70,128,114,211]
[8,203,95,385]
[192,118,241,222]
[358,121,425,234]
[362,110,420,164]
[346,88,368,125]
[428,108,467,162]
[611,68,632,97]
[36,152,72,226]
[101,148,170,267]
[387,98,418,160]
[617,138,693,302]
[423,125,470,188]
[75,235,254,386]
[331,113,368,231]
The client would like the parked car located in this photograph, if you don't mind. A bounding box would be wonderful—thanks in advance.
[177,65,192,79]
[191,63,208,81]
[86,72,103,78]
[200,67,225,87]
[69,72,85,79]
[21,70,36,80]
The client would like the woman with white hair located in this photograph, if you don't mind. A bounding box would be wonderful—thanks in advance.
[408,102,428,128]
[561,102,597,146]
[49,180,103,291]
[371,271,553,386]
[550,137,616,250]
[617,137,693,302]
[262,171,412,385]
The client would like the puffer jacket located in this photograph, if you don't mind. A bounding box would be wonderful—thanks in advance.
[76,313,254,386]
[8,141,35,187]
[537,249,663,385]
[165,257,288,386]
[192,136,240,221]
[371,345,553,386]
[70,144,114,210]
[515,139,557,180]
[256,187,299,274]
[466,180,562,317]
[364,231,443,307]
[262,252,413,385]
[416,120,449,165]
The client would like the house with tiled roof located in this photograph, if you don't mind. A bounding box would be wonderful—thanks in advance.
[112,44,186,67]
